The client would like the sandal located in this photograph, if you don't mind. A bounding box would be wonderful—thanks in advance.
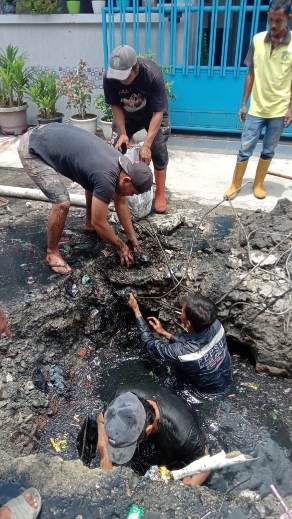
[3,488,42,519]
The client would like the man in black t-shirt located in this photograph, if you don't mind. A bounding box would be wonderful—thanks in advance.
[77,384,210,486]
[18,124,152,274]
[103,45,171,214]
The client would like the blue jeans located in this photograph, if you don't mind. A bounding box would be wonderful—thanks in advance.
[237,114,285,163]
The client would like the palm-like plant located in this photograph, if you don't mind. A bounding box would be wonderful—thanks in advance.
[0,45,31,108]
[24,71,62,118]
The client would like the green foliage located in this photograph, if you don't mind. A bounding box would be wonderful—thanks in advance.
[94,92,113,122]
[24,71,62,118]
[57,60,94,119]
[201,29,209,66]
[138,51,176,102]
[16,0,61,14]
[0,44,31,108]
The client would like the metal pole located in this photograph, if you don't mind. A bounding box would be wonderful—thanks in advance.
[267,170,292,181]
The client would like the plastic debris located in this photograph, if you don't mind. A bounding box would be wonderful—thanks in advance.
[86,374,92,389]
[101,249,111,257]
[243,408,248,416]
[72,210,85,218]
[74,415,80,422]
[78,347,88,358]
[209,423,218,433]
[50,438,67,452]
[23,292,36,304]
[27,276,37,285]
[227,394,236,398]
[240,382,258,390]
[6,373,13,382]
[20,263,27,268]
[164,264,181,279]
[284,388,292,394]
[49,365,67,393]
[125,504,145,518]
[82,274,90,285]
[64,279,79,297]
[114,287,137,303]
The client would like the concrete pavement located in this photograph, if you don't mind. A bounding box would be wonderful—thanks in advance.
[0,130,291,212]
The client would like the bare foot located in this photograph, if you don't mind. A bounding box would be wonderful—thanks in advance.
[84,220,95,232]
[46,252,72,275]
[0,493,38,519]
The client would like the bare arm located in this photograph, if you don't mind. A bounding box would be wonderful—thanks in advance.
[140,112,163,165]
[91,196,134,267]
[238,68,254,123]
[97,412,113,470]
[284,81,292,128]
[112,105,129,151]
[114,193,142,251]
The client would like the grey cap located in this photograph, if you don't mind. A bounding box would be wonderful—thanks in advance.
[107,45,137,81]
[119,155,153,194]
[104,392,146,464]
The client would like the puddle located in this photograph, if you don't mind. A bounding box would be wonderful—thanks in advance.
[173,215,236,252]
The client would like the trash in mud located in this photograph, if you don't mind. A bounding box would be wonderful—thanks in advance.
[20,263,27,268]
[164,264,181,279]
[27,276,37,285]
[49,365,68,393]
[72,211,85,218]
[283,388,291,394]
[125,504,145,518]
[92,285,99,296]
[209,423,218,433]
[74,244,89,250]
[6,372,13,382]
[243,408,248,416]
[101,249,111,257]
[144,465,170,483]
[23,292,36,304]
[78,347,88,359]
[64,278,79,297]
[86,374,92,389]
[32,367,47,392]
[113,287,137,304]
[82,274,90,285]
[133,252,151,267]
[240,382,258,390]
[74,415,80,422]
[50,437,67,452]
[227,394,236,398]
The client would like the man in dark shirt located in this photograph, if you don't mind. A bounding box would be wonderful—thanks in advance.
[103,45,170,214]
[127,293,233,401]
[18,123,152,274]
[77,383,209,486]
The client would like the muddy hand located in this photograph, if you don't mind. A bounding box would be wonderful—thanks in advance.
[116,241,134,268]
[127,292,139,311]
[147,316,165,334]
[128,237,143,253]
[139,144,151,165]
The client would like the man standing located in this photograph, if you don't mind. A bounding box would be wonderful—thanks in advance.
[224,0,292,201]
[77,383,210,486]
[103,45,170,213]
[18,124,152,274]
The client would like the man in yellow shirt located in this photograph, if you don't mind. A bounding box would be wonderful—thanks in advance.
[224,0,292,200]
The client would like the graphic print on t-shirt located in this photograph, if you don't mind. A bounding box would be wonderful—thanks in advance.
[119,89,147,112]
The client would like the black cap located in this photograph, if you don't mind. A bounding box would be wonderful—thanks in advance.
[119,155,153,194]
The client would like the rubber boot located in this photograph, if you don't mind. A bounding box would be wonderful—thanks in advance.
[154,168,167,213]
[223,160,248,200]
[253,158,271,199]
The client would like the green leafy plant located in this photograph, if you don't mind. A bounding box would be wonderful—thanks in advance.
[24,71,62,119]
[57,60,94,120]
[0,44,31,108]
[138,51,176,102]
[94,92,113,122]
[16,0,61,14]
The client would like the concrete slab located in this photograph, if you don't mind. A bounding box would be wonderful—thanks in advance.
[0,132,291,213]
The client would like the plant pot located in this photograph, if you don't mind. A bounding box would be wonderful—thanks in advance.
[67,0,80,13]
[116,0,130,7]
[100,119,113,141]
[70,114,97,134]
[0,103,28,136]
[3,3,16,12]
[37,112,64,125]
[92,0,105,13]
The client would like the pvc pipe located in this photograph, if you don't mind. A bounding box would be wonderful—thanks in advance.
[0,185,86,207]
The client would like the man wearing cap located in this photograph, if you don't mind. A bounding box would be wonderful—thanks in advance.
[78,383,210,486]
[103,45,170,214]
[18,123,152,274]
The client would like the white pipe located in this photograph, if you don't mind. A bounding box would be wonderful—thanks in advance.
[0,185,86,207]
[171,450,259,480]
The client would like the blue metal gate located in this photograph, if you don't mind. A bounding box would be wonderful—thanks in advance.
[102,0,292,136]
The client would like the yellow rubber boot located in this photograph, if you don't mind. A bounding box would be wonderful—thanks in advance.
[154,168,167,213]
[253,158,271,199]
[223,160,248,200]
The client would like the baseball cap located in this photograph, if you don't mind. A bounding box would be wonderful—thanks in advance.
[119,155,153,194]
[107,45,137,81]
[104,392,146,465]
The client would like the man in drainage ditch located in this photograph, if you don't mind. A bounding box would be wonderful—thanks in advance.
[17,123,153,274]
[127,292,233,402]
[77,384,210,486]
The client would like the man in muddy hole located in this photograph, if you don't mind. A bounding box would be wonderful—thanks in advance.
[77,384,210,486]
[17,123,153,274]
[127,292,232,401]
[224,0,292,201]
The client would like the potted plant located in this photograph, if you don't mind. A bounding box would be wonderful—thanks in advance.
[24,71,63,125]
[3,0,16,14]
[66,0,80,13]
[94,92,113,140]
[91,0,105,13]
[57,60,97,134]
[16,0,61,13]
[0,45,31,135]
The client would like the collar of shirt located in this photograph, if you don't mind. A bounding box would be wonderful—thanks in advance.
[265,28,291,44]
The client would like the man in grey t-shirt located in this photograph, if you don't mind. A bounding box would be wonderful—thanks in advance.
[18,123,152,274]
